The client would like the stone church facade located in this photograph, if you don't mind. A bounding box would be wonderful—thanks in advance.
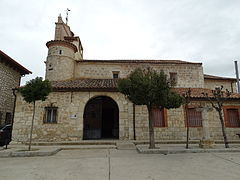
[12,16,240,144]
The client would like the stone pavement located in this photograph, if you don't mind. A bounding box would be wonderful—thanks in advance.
[0,148,240,180]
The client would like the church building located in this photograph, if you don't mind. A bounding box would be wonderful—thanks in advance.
[12,15,240,145]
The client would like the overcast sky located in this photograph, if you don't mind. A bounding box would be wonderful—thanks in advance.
[0,0,240,84]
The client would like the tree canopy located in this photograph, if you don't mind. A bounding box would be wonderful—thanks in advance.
[117,68,183,109]
[18,77,52,103]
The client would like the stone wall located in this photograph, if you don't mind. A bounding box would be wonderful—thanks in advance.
[75,62,204,88]
[12,91,132,142]
[135,101,240,141]
[204,79,237,92]
[12,91,240,143]
[0,61,21,125]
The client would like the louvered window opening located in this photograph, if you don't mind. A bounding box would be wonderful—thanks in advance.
[227,109,240,127]
[188,108,202,127]
[152,108,165,127]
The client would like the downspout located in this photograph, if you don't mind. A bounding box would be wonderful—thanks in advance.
[133,103,136,140]
[11,76,21,136]
[12,89,17,125]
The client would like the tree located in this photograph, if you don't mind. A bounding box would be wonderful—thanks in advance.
[182,88,191,149]
[202,86,231,148]
[18,77,51,150]
[118,68,183,148]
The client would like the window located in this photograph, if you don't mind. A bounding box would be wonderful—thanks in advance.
[152,108,167,127]
[48,63,53,71]
[112,71,119,79]
[5,112,12,124]
[169,72,177,86]
[187,108,202,127]
[224,106,240,127]
[0,112,3,124]
[44,107,57,123]
[59,50,62,55]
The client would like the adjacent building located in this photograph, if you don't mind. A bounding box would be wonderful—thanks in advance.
[12,15,240,144]
[0,50,31,125]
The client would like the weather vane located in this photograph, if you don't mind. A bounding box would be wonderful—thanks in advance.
[65,8,71,24]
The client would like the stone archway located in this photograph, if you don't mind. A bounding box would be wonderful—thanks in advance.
[83,96,119,140]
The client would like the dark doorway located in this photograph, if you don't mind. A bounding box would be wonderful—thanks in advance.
[83,96,119,140]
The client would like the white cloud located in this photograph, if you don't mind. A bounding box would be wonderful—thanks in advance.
[0,0,240,84]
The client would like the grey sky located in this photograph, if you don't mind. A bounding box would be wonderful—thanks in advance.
[0,0,239,84]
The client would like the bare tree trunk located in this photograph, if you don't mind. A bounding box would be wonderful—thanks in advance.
[28,101,35,151]
[147,106,155,149]
[185,104,189,149]
[218,110,229,148]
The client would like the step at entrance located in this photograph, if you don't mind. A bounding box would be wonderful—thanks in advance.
[116,142,136,150]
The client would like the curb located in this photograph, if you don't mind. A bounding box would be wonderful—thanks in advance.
[136,146,240,154]
[0,144,117,158]
[0,148,61,158]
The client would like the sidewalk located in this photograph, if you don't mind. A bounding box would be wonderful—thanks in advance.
[0,144,116,158]
[1,142,240,157]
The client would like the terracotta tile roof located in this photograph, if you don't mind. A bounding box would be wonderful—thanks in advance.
[77,59,202,65]
[52,79,118,91]
[204,74,236,81]
[0,50,32,75]
[174,88,240,99]
[46,40,78,52]
[52,79,240,99]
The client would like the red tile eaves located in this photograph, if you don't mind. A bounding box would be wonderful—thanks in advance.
[51,79,240,99]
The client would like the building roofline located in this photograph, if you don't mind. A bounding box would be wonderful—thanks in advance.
[204,74,236,81]
[76,59,202,65]
[0,50,32,75]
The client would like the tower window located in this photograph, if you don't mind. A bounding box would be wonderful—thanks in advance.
[170,72,177,86]
[59,50,62,55]
[112,71,120,79]
[48,64,53,71]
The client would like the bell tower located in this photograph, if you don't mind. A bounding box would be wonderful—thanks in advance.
[45,14,83,81]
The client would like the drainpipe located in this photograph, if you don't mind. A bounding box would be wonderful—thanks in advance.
[12,89,17,125]
[133,103,136,140]
[235,61,240,93]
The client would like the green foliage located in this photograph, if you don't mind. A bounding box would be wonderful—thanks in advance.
[18,77,52,103]
[117,68,183,109]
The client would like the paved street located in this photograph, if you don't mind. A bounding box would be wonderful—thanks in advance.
[0,149,240,180]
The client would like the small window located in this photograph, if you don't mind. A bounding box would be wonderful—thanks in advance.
[44,107,57,123]
[112,71,119,79]
[187,108,202,127]
[48,64,53,71]
[59,50,62,55]
[169,72,177,86]
[224,107,240,127]
[0,112,3,124]
[5,112,12,124]
[152,108,167,127]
